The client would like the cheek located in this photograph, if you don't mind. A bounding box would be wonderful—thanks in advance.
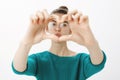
[62,28,71,34]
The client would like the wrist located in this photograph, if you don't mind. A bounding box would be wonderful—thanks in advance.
[20,39,33,47]
[85,40,99,49]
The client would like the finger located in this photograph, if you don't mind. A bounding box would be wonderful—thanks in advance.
[74,12,82,23]
[59,35,72,42]
[36,11,44,23]
[79,15,89,23]
[44,33,59,42]
[68,9,78,15]
[68,13,72,21]
[68,9,78,21]
[42,9,49,23]
[30,14,39,24]
[73,12,81,24]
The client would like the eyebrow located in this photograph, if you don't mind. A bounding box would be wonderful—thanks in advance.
[49,20,69,24]
[49,15,69,24]
[63,21,69,24]
[49,19,57,22]
[48,16,57,21]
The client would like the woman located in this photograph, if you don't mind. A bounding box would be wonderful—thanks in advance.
[12,6,106,80]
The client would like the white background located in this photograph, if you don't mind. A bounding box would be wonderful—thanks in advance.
[0,0,120,80]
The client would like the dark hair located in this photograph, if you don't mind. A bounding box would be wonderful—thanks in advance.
[51,6,68,14]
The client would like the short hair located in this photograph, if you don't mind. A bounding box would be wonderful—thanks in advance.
[51,6,68,14]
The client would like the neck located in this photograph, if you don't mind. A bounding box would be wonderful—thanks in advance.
[49,41,70,56]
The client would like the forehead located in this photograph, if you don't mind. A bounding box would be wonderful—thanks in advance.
[49,14,66,22]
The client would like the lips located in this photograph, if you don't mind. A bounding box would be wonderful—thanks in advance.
[55,33,61,37]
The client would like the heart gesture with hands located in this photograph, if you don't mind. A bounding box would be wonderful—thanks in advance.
[24,9,97,47]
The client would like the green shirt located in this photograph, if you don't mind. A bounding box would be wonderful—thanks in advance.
[12,51,106,80]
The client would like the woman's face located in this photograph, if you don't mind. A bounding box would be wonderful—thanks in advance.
[47,14,71,37]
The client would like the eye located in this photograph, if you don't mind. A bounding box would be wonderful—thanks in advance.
[48,22,56,28]
[60,23,69,28]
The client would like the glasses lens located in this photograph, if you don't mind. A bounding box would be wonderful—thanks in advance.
[48,21,56,28]
[60,23,69,28]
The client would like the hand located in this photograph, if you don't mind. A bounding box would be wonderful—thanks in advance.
[59,10,97,47]
[23,10,59,45]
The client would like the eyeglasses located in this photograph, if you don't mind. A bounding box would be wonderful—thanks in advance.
[48,21,69,28]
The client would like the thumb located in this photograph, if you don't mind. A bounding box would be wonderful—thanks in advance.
[44,32,59,42]
[59,35,72,42]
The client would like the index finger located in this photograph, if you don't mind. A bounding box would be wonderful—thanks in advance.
[42,9,49,23]
[68,9,78,21]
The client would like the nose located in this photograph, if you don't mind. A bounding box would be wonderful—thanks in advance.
[55,26,61,32]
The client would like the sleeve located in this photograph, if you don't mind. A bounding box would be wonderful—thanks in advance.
[82,51,107,79]
[12,54,38,76]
